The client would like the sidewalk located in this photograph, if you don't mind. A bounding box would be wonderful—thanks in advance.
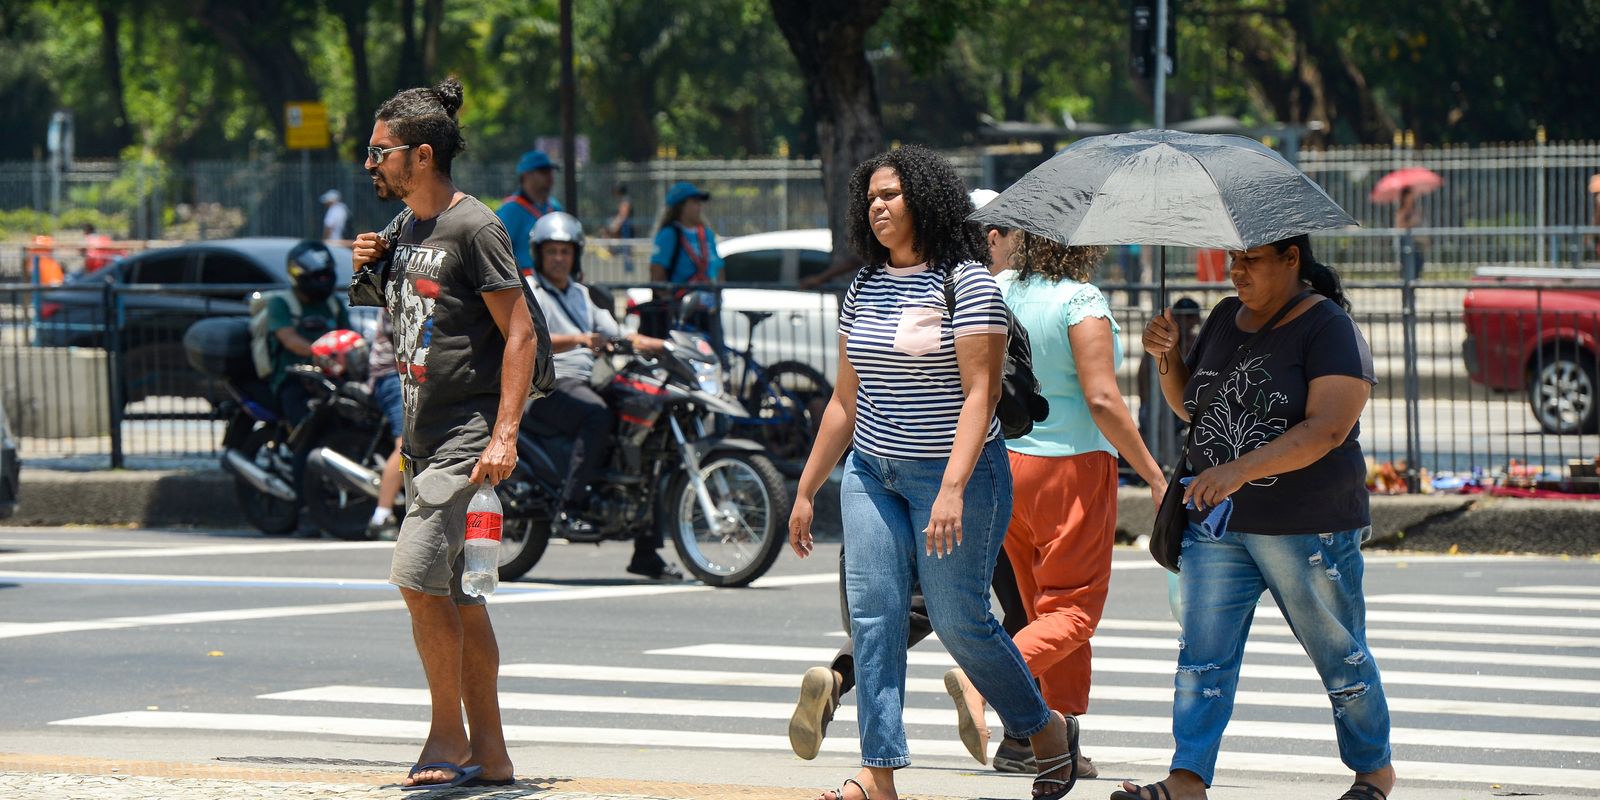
[2,750,1588,800]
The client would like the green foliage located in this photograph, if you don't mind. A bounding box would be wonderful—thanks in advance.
[2,0,1598,171]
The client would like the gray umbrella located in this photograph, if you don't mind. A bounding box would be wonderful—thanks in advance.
[968,128,1356,252]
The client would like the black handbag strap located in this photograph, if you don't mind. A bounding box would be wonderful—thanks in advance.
[1180,291,1314,462]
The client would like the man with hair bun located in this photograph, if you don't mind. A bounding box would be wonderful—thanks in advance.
[352,77,543,790]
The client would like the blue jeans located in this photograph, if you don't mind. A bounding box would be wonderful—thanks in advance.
[1172,523,1392,785]
[372,373,404,439]
[841,438,1050,768]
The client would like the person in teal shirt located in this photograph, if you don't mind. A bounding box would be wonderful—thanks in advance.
[959,225,1167,778]
[496,150,564,274]
[649,181,723,284]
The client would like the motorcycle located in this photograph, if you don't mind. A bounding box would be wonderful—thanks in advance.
[183,317,395,539]
[497,324,791,587]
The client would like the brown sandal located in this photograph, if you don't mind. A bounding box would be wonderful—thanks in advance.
[1031,712,1079,800]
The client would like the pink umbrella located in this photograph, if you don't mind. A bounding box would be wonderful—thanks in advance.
[1371,167,1443,204]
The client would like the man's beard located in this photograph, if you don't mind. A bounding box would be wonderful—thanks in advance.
[371,162,414,201]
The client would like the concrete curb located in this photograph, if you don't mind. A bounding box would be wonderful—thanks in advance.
[12,469,1599,555]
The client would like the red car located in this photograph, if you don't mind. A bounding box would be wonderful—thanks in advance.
[1463,268,1600,435]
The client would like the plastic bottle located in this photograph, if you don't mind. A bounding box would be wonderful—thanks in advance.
[462,484,502,598]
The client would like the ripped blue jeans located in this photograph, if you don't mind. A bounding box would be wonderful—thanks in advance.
[1171,523,1391,785]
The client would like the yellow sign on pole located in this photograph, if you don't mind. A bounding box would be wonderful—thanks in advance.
[285,102,330,150]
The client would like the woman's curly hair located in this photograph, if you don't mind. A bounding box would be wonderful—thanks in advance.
[846,144,988,269]
[1012,232,1105,284]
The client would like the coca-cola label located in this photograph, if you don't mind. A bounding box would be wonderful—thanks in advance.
[465,511,502,542]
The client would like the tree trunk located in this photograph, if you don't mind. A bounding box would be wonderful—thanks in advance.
[192,1,322,142]
[338,0,375,161]
[396,0,422,89]
[1281,0,1396,144]
[96,2,132,151]
[770,0,888,269]
[421,0,443,81]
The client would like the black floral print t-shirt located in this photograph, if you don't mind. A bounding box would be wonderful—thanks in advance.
[1183,295,1377,535]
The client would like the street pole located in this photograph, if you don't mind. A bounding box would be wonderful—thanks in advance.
[559,0,578,216]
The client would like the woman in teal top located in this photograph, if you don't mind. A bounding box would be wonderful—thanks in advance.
[969,227,1167,775]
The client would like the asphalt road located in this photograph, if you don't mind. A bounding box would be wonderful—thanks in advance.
[1,526,1597,799]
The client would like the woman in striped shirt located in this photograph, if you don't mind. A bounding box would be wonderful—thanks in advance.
[788,145,1077,800]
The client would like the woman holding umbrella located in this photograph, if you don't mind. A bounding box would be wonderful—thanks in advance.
[1119,236,1394,800]
[788,144,1078,800]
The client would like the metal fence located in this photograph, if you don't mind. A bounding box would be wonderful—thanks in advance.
[4,276,1596,495]
[7,140,1600,273]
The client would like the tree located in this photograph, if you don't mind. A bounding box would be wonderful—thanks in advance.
[770,0,889,268]
[188,1,322,143]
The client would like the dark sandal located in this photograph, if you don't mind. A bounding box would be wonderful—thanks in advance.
[1338,781,1388,800]
[1031,713,1080,800]
[825,777,870,800]
[1110,783,1174,800]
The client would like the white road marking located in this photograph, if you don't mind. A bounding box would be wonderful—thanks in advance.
[266,680,1600,727]
[494,663,1600,720]
[1095,618,1600,649]
[1367,593,1600,612]
[0,538,172,548]
[0,576,835,641]
[649,643,1600,695]
[1088,634,1600,671]
[1500,585,1600,596]
[46,711,1600,789]
[0,570,402,589]
[0,540,394,565]
[1260,606,1600,631]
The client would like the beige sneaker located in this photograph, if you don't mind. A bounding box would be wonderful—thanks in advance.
[943,667,991,765]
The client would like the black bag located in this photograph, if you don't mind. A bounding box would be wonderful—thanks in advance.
[1149,291,1311,573]
[938,271,1048,438]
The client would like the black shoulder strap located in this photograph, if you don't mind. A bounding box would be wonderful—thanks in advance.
[1183,291,1312,453]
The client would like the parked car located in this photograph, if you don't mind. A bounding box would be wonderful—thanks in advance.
[1462,267,1600,435]
[718,228,833,285]
[0,400,18,518]
[34,238,362,403]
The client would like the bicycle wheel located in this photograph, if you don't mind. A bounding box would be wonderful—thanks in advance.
[743,361,832,471]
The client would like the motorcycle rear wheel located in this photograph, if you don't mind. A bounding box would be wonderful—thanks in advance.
[234,426,298,536]
[663,451,790,587]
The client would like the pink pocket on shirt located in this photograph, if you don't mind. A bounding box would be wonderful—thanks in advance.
[893,306,943,357]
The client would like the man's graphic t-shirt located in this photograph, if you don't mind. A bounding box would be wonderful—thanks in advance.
[382,196,527,459]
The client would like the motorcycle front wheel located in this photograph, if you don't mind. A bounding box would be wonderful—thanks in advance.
[498,512,552,582]
[663,451,790,587]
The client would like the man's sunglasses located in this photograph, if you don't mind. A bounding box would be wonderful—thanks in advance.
[365,144,412,165]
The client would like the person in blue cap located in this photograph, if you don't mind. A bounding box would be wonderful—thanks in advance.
[642,181,723,340]
[649,181,723,286]
[497,150,564,274]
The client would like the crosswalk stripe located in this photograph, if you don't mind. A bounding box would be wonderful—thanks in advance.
[648,644,1600,695]
[839,621,1600,650]
[47,711,1600,790]
[494,663,1600,722]
[1367,593,1600,612]
[1500,585,1600,596]
[259,684,1600,754]
[1260,606,1600,631]
[1095,619,1600,649]
[1089,634,1600,670]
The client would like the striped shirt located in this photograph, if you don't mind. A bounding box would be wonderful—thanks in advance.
[839,260,1010,459]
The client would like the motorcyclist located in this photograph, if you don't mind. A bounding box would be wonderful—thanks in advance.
[520,212,680,580]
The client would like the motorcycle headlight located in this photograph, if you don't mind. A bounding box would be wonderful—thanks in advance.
[692,361,722,395]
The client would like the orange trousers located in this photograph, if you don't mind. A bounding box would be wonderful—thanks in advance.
[1003,449,1116,716]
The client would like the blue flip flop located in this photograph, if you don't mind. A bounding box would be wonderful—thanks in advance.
[403,762,482,791]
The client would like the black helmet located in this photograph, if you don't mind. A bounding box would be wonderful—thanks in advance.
[286,240,337,302]
[529,211,586,280]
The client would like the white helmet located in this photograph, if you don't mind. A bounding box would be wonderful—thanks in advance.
[530,211,586,279]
